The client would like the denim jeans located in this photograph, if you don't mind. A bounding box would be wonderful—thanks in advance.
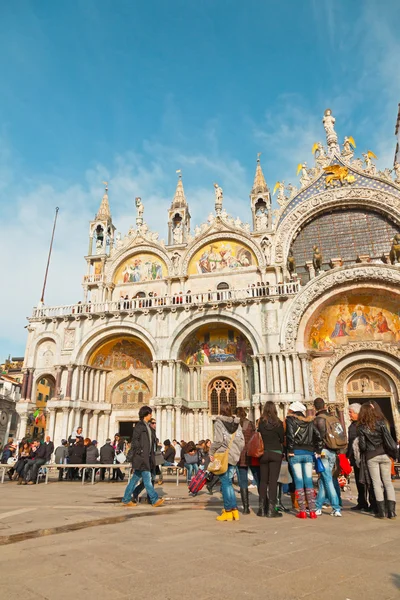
[316,448,340,511]
[122,470,159,505]
[237,466,250,489]
[219,465,237,511]
[319,476,342,507]
[289,453,314,489]
[367,454,396,502]
[185,463,199,482]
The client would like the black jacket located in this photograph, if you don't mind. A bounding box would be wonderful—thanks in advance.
[163,446,176,463]
[130,420,156,471]
[35,443,47,460]
[68,444,86,464]
[358,420,397,460]
[44,441,54,461]
[258,420,284,453]
[286,414,323,455]
[86,445,99,464]
[100,443,115,464]
[346,421,358,466]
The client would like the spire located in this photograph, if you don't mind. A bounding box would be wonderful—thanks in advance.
[251,154,269,194]
[96,181,111,220]
[171,170,187,208]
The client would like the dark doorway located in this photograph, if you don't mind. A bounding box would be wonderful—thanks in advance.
[349,397,396,440]
[118,421,137,440]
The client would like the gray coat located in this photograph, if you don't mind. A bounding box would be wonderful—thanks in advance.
[210,416,245,465]
[54,445,68,464]
[86,445,99,464]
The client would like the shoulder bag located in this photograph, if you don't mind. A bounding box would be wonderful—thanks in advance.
[247,431,264,458]
[208,431,237,475]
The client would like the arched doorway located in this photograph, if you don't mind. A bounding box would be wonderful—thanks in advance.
[347,369,397,439]
[209,377,237,415]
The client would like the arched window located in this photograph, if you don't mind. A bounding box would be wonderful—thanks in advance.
[208,378,237,415]
[217,282,230,290]
[138,391,144,403]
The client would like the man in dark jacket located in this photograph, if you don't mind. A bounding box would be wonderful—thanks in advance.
[44,436,54,462]
[121,406,164,507]
[346,403,370,511]
[100,438,115,481]
[313,398,342,517]
[24,440,47,484]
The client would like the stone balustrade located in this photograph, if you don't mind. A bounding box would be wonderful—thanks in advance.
[31,282,300,320]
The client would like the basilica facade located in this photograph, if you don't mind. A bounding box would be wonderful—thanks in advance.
[17,110,400,444]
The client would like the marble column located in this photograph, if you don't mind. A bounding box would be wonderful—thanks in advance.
[252,357,260,394]
[67,409,75,437]
[84,368,90,401]
[152,362,158,397]
[103,411,111,441]
[198,409,204,440]
[300,355,310,400]
[99,371,106,404]
[175,363,181,397]
[74,408,82,432]
[166,406,173,440]
[55,367,62,398]
[258,355,267,394]
[196,367,202,402]
[202,410,209,439]
[61,407,69,440]
[272,355,280,393]
[193,409,199,440]
[278,354,287,394]
[21,372,29,400]
[89,370,95,403]
[78,366,85,400]
[168,361,174,398]
[286,355,294,394]
[157,362,163,397]
[254,403,261,421]
[266,355,274,393]
[91,410,100,440]
[189,368,194,402]
[65,366,74,399]
[26,370,34,401]
[96,370,102,403]
[82,409,90,435]
[188,411,194,441]
[293,354,303,393]
[18,414,29,440]
[175,406,181,442]
[47,408,56,441]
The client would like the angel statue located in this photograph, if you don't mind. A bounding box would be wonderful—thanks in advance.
[394,162,400,185]
[342,136,356,161]
[323,108,339,153]
[286,183,297,200]
[273,181,287,206]
[362,150,377,174]
[297,162,311,187]
[312,142,328,168]
[214,183,223,215]
[135,197,144,219]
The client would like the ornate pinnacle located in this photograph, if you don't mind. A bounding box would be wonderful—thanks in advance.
[171,170,187,208]
[96,182,111,220]
[251,154,269,194]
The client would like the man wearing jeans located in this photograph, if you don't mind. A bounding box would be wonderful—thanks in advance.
[121,406,164,508]
[313,398,342,517]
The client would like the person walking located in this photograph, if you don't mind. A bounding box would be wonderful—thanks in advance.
[209,400,245,522]
[313,398,343,518]
[121,406,164,507]
[258,401,284,518]
[357,402,397,519]
[286,401,322,519]
[112,434,125,481]
[235,407,255,515]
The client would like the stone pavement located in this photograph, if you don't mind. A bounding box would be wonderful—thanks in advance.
[0,476,399,600]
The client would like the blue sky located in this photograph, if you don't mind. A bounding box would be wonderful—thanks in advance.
[1,0,399,359]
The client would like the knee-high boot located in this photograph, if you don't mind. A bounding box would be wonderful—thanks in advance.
[305,488,317,518]
[295,489,307,519]
[257,495,268,517]
[240,488,250,514]
[276,483,290,513]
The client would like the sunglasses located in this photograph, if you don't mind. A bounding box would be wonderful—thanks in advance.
[150,421,156,425]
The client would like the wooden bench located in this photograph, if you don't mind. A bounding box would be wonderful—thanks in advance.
[0,463,133,485]
[160,465,187,486]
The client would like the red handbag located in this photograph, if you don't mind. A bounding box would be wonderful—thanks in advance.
[247,431,264,458]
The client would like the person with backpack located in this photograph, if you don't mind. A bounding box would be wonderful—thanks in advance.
[313,397,346,517]
[235,407,256,515]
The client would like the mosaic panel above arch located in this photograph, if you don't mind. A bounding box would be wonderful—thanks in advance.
[179,324,252,366]
[305,290,400,353]
[187,239,256,275]
[89,336,152,370]
[113,252,167,284]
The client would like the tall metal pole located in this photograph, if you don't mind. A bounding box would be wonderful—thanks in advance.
[40,207,59,303]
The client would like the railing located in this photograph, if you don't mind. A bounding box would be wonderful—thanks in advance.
[31,282,300,319]
[83,274,104,283]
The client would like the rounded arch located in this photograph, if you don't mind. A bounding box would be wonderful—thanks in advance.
[182,231,265,276]
[208,376,237,415]
[110,373,151,406]
[72,323,158,364]
[274,187,400,266]
[280,264,400,351]
[104,242,173,284]
[169,311,263,360]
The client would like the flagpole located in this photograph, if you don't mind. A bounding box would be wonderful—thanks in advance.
[40,207,59,304]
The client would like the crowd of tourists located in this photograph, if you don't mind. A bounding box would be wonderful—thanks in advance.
[2,397,398,523]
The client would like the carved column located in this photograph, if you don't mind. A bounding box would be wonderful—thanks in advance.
[197,367,202,402]
[18,414,29,440]
[65,366,74,399]
[203,410,209,439]
[67,408,75,437]
[73,408,82,432]
[54,366,62,398]
[175,363,181,397]
[82,409,90,436]
[198,409,204,440]
[89,369,95,403]
[157,362,163,397]
[266,356,274,393]
[188,410,194,441]
[26,369,34,401]
[99,371,106,404]
[168,361,174,398]
[293,354,303,393]
[193,409,199,440]
[61,407,69,440]
[278,354,287,394]
[152,361,158,397]
[258,355,267,394]
[175,406,181,442]
[90,410,100,440]
[252,356,260,395]
[21,371,29,400]
[84,368,91,402]
[166,406,173,440]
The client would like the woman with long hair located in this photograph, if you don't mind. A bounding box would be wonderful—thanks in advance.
[286,402,323,519]
[357,402,397,519]
[15,441,31,484]
[210,401,245,521]
[235,406,255,514]
[257,402,284,518]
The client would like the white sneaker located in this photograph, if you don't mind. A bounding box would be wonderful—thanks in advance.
[315,509,322,516]
[330,510,342,517]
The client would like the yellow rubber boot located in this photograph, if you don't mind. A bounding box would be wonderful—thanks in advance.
[216,510,234,521]
[232,509,240,521]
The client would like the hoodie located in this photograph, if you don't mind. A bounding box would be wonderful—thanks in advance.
[210,416,245,466]
[258,419,284,453]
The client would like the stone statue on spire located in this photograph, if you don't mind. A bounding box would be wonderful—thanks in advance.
[323,108,339,155]
[214,183,223,216]
[135,197,144,228]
